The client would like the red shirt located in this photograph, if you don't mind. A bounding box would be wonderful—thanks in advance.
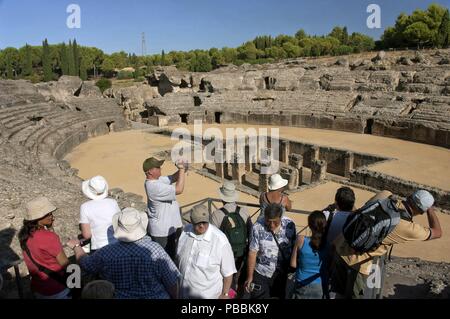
[22,229,66,296]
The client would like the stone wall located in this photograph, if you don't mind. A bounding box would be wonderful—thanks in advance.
[351,169,450,210]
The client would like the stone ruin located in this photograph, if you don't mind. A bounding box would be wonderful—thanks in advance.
[125,49,450,150]
[0,49,449,298]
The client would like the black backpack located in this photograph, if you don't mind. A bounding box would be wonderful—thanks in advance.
[343,198,410,253]
[219,207,247,258]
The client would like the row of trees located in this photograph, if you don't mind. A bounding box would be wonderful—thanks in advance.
[381,4,449,49]
[0,4,449,82]
[0,38,100,82]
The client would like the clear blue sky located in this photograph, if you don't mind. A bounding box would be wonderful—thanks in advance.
[0,0,448,54]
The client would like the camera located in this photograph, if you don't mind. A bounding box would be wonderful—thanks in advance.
[250,283,261,292]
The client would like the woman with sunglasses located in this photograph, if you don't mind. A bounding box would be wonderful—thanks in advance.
[18,197,70,299]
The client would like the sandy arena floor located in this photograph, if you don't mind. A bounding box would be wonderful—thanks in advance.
[178,124,450,191]
[65,128,449,263]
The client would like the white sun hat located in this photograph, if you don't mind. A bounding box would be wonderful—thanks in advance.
[268,174,288,191]
[218,181,239,203]
[112,208,149,243]
[411,190,434,212]
[82,176,109,200]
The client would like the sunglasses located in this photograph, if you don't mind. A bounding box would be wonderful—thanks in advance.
[194,222,208,226]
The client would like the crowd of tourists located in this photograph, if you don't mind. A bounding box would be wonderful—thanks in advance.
[18,157,442,299]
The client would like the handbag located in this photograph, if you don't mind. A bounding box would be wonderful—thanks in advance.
[23,245,69,287]
[270,230,296,274]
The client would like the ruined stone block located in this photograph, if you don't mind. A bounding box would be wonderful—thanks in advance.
[311,159,327,183]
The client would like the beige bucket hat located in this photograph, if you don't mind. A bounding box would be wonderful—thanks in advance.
[25,197,57,221]
[112,207,148,242]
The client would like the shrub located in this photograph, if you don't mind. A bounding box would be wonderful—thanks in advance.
[117,71,134,80]
[95,78,112,93]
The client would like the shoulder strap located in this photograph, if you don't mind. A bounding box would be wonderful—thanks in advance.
[323,210,335,245]
[279,195,284,205]
[270,230,289,262]
[220,207,230,215]
[23,244,66,286]
[265,192,270,204]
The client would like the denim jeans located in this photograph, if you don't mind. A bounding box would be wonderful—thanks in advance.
[291,282,323,299]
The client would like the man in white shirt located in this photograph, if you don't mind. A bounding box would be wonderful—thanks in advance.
[144,157,186,260]
[176,204,236,299]
[80,176,121,252]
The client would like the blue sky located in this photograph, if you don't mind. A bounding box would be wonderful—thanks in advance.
[0,0,448,54]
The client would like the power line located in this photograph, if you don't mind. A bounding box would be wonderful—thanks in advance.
[142,32,147,56]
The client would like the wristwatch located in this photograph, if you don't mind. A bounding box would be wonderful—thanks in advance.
[222,292,229,297]
[72,243,81,250]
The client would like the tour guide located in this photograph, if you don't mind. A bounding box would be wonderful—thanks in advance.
[143,157,186,260]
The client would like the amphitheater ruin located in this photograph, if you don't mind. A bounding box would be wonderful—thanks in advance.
[1,49,450,298]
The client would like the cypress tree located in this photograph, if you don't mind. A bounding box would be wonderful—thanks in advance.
[21,44,33,76]
[161,50,166,66]
[79,57,88,80]
[73,39,80,76]
[42,39,53,82]
[60,42,69,75]
[67,40,76,76]
[437,9,450,48]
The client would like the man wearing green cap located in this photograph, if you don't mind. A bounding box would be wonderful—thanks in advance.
[143,157,187,260]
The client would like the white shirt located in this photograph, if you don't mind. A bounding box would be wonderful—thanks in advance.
[79,198,121,250]
[176,224,237,299]
[145,176,182,237]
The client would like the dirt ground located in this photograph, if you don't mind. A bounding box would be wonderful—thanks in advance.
[65,128,449,263]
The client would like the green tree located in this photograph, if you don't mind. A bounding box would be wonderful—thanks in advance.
[221,47,238,64]
[348,32,375,52]
[190,52,212,72]
[73,39,80,76]
[67,40,76,76]
[238,42,259,60]
[60,43,69,75]
[42,39,53,82]
[404,21,433,48]
[6,55,14,79]
[329,26,349,45]
[380,3,448,49]
[295,29,307,41]
[211,50,225,69]
[264,46,287,60]
[2,48,20,79]
[437,9,450,48]
[20,44,33,76]
[273,35,297,47]
[282,42,301,58]
[101,56,115,77]
[161,50,166,66]
[110,51,128,69]
[79,57,88,80]
[95,78,112,93]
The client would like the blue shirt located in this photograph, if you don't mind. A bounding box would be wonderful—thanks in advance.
[80,236,180,299]
[249,216,296,278]
[295,237,326,286]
